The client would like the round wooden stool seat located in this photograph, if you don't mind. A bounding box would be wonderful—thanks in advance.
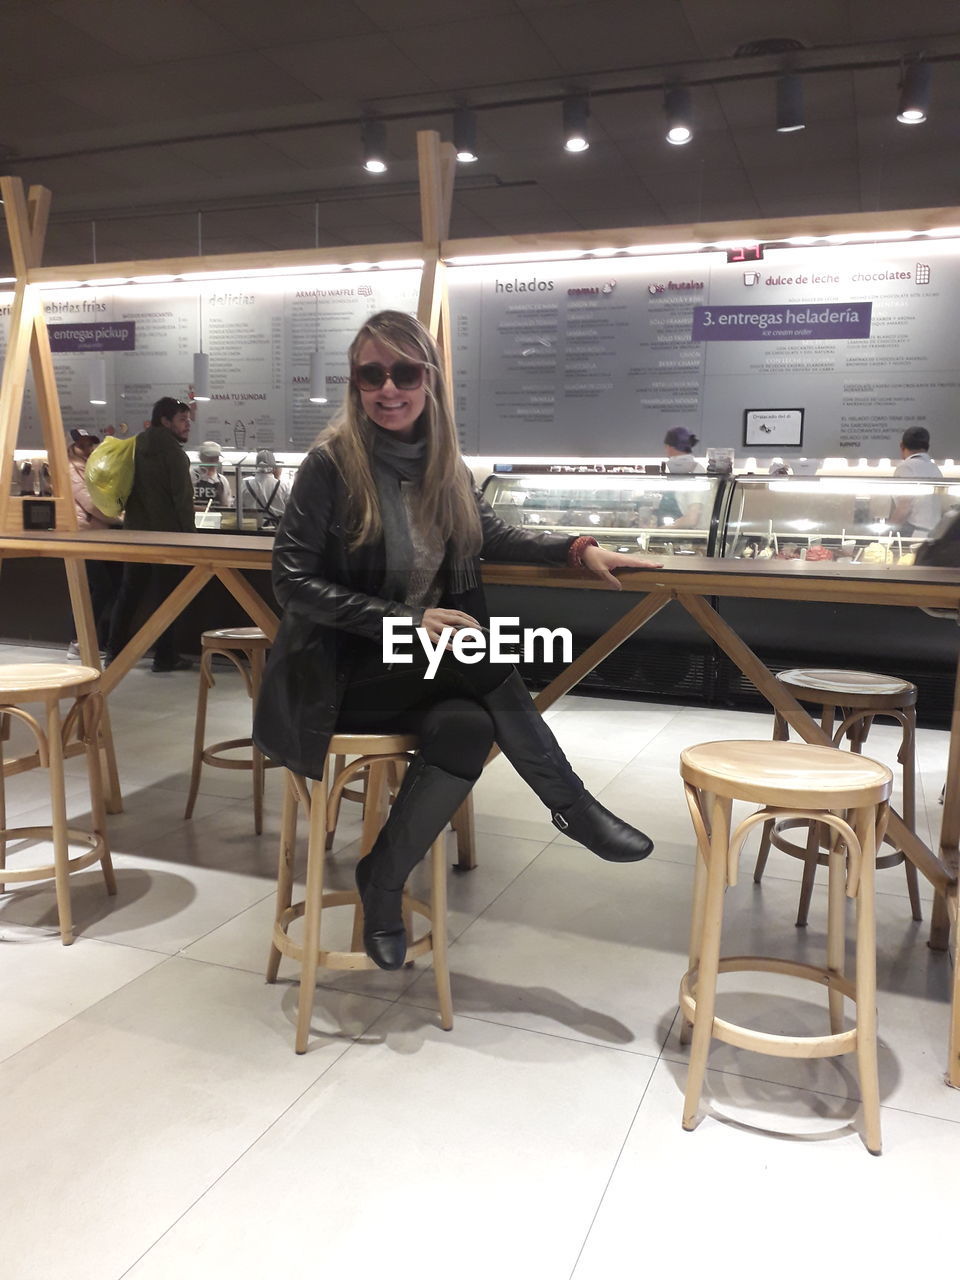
[777,667,917,709]
[201,627,271,651]
[0,663,116,945]
[679,739,893,1154]
[267,732,453,1054]
[184,628,277,834]
[0,662,101,702]
[754,667,922,925]
[680,739,891,808]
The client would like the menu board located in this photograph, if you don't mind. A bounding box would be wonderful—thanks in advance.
[0,269,420,451]
[447,238,960,458]
[2,238,960,459]
[448,257,706,454]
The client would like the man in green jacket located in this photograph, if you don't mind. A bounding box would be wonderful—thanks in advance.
[106,397,196,671]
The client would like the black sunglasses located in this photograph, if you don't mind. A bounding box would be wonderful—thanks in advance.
[352,360,426,392]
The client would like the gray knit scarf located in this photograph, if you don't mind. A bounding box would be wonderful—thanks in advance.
[369,428,479,601]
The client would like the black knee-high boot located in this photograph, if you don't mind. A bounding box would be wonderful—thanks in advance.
[481,669,653,863]
[356,757,474,970]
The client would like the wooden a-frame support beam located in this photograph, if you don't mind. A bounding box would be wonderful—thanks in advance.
[0,175,122,810]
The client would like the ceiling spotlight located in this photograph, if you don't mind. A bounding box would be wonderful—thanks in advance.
[897,61,931,124]
[776,73,805,132]
[362,118,387,173]
[563,96,590,153]
[665,87,693,145]
[454,107,478,163]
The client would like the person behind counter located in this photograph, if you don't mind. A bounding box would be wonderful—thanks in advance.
[660,426,704,529]
[65,429,122,659]
[241,449,292,527]
[106,397,195,673]
[253,310,657,971]
[890,426,943,537]
[191,440,235,508]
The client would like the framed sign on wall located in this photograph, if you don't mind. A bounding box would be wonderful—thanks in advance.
[743,408,804,447]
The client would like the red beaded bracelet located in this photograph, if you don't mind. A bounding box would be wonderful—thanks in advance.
[567,534,599,568]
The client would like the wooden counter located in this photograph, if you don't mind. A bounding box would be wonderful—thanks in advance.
[2,530,958,1084]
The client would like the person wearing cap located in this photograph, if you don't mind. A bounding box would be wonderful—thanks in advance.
[191,440,235,508]
[241,449,291,527]
[65,428,122,660]
[661,426,705,529]
[106,396,196,672]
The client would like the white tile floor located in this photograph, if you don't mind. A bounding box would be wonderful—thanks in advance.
[1,639,957,1280]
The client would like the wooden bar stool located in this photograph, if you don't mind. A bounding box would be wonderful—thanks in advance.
[184,627,279,834]
[753,668,921,925]
[0,663,116,945]
[679,739,892,1154]
[267,732,453,1054]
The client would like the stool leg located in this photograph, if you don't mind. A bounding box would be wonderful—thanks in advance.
[360,761,389,856]
[46,700,74,946]
[353,761,391,950]
[899,706,923,922]
[295,775,329,1054]
[680,805,710,1047]
[795,816,822,928]
[683,791,731,1132]
[349,894,365,954]
[250,647,266,836]
[267,772,299,983]
[0,713,7,893]
[430,831,454,1030]
[753,712,788,884]
[850,714,872,752]
[853,804,882,1155]
[821,703,836,746]
[402,892,414,967]
[82,693,116,896]
[452,792,477,872]
[826,828,847,1036]
[794,702,837,927]
[184,652,213,820]
[325,754,345,851]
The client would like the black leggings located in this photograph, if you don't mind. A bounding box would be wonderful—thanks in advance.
[336,646,507,781]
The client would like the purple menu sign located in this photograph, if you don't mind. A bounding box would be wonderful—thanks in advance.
[692,303,872,342]
[48,321,136,352]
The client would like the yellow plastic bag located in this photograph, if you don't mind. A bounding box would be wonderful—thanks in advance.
[84,436,137,519]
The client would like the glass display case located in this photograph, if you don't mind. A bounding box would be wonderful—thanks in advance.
[481,466,724,557]
[234,459,298,532]
[720,475,960,566]
[184,451,299,533]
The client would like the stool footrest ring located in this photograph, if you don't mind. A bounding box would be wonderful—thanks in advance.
[769,816,905,871]
[0,826,106,883]
[271,892,434,972]
[680,955,859,1059]
[200,737,281,772]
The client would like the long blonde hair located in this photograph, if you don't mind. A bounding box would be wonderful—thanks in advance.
[319,311,481,556]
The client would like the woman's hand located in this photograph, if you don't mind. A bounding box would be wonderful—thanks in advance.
[420,607,481,643]
[580,544,660,590]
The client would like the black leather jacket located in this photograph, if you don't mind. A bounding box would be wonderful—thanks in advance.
[252,448,575,780]
[252,450,576,778]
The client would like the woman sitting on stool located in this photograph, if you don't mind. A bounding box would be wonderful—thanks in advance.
[254,311,656,970]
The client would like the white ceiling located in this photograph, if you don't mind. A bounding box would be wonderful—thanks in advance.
[2,0,959,270]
